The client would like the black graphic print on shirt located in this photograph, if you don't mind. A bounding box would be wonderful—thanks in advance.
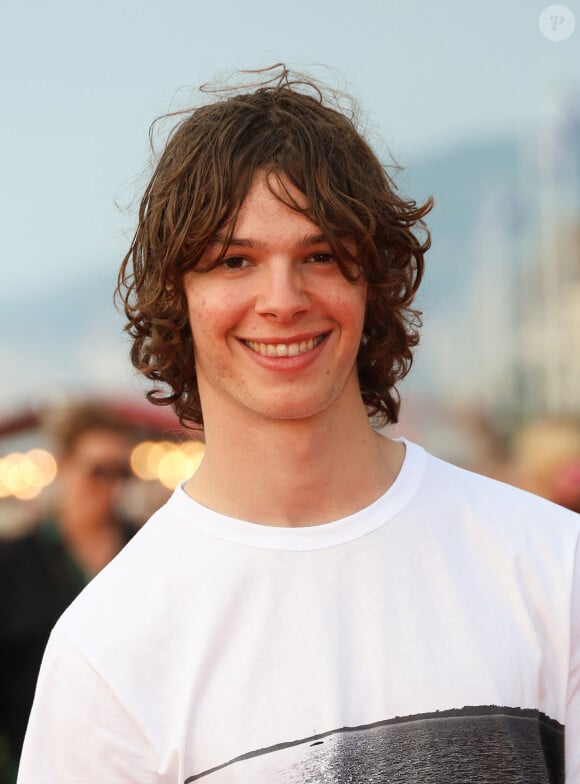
[184,705,564,783]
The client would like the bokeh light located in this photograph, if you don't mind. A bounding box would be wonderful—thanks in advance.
[130,440,204,489]
[0,448,58,500]
[0,440,204,500]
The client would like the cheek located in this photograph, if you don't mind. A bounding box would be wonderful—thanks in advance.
[187,293,242,364]
[187,293,218,342]
[190,286,248,331]
[335,283,367,332]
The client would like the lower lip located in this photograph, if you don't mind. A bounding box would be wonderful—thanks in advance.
[238,335,329,371]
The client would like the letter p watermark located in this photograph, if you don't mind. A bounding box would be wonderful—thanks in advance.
[539,5,576,40]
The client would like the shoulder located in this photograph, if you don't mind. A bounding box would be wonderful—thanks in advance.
[52,490,200,647]
[403,443,580,615]
[0,526,40,556]
[409,440,580,538]
[0,524,49,577]
[0,523,69,632]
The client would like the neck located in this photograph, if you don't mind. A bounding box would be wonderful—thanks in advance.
[185,398,404,526]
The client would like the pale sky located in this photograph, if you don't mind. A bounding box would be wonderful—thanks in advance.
[1,0,578,298]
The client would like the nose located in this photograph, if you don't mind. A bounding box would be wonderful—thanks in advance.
[254,260,310,321]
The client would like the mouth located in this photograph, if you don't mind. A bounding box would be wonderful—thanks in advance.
[242,334,327,357]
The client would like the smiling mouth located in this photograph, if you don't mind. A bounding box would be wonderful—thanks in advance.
[243,334,327,357]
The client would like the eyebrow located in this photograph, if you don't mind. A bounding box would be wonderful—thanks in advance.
[207,233,330,249]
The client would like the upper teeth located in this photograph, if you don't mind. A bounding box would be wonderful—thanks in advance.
[244,335,325,357]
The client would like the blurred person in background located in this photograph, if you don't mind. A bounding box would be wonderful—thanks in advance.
[509,417,580,514]
[0,402,140,783]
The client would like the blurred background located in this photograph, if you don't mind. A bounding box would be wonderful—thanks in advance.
[1,0,580,522]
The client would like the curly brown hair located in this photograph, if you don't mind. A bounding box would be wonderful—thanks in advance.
[117,65,433,429]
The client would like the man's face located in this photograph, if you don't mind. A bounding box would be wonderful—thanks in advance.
[59,429,132,519]
[183,172,368,425]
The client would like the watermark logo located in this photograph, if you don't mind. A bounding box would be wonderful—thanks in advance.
[539,5,576,40]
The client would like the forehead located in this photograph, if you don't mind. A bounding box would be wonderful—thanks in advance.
[230,172,313,236]
[69,429,132,459]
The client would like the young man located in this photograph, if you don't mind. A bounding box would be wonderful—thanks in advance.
[18,67,580,782]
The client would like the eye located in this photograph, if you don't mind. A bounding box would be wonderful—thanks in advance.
[307,252,335,264]
[222,256,251,270]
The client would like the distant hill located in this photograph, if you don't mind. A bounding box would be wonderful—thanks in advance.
[402,136,520,307]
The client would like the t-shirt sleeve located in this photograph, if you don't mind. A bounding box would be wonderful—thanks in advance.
[567,535,580,783]
[17,629,159,784]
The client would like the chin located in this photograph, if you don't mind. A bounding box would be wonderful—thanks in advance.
[248,391,341,423]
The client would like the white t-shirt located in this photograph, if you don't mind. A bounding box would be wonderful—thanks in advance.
[17,441,580,783]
